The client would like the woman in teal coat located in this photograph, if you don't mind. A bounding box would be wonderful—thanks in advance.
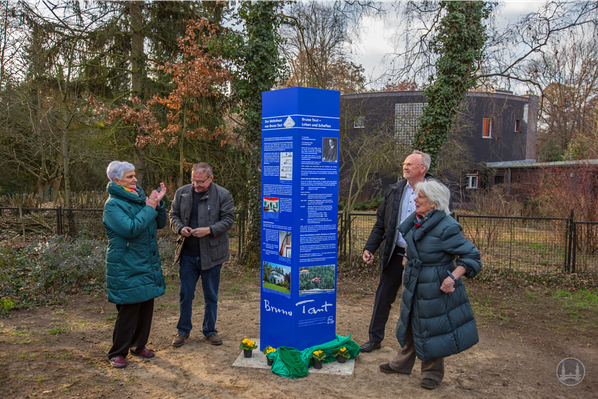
[103,161,167,368]
[379,180,481,390]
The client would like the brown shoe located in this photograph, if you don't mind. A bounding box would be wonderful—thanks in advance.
[172,333,189,347]
[206,333,222,346]
[130,347,155,358]
[109,356,127,368]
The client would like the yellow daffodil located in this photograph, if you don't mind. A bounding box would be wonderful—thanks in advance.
[240,338,257,350]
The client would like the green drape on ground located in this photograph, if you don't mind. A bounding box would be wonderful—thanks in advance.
[267,334,360,379]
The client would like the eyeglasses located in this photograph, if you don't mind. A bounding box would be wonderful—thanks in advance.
[190,175,212,185]
[403,163,423,168]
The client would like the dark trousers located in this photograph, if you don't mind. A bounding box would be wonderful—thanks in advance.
[108,299,154,359]
[368,246,405,344]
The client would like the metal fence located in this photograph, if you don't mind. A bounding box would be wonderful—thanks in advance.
[1,207,596,273]
[456,215,571,273]
[0,207,247,259]
[572,221,598,273]
[337,211,597,273]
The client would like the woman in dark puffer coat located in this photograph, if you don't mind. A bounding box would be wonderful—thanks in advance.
[379,180,481,390]
[103,161,167,368]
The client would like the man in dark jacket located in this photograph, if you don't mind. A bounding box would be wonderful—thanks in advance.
[170,162,235,347]
[360,151,431,352]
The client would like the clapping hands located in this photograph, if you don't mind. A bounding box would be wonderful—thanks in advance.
[146,183,167,209]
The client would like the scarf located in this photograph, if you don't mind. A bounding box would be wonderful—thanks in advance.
[121,186,140,197]
[414,210,436,228]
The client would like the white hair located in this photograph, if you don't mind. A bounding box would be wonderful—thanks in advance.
[106,161,135,181]
[412,150,431,174]
[415,179,451,215]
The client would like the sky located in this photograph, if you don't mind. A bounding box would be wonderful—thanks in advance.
[351,1,550,91]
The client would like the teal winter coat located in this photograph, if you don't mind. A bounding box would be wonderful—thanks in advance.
[103,181,167,305]
[396,211,481,361]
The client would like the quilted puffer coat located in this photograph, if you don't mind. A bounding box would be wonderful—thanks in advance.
[103,181,167,305]
[396,210,481,361]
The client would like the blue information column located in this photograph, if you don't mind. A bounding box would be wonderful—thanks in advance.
[260,87,340,350]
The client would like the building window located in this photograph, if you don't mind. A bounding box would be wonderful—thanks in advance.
[494,175,504,184]
[466,172,479,189]
[354,116,365,129]
[514,119,520,132]
[394,102,426,146]
[482,118,493,138]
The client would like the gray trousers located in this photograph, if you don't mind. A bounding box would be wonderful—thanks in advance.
[389,323,444,382]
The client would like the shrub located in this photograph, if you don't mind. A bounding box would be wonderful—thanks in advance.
[0,297,16,318]
[0,236,106,309]
[354,192,383,211]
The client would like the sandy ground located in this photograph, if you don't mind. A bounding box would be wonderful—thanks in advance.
[1,267,597,399]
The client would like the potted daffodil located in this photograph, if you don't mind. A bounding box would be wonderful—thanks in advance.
[263,345,276,366]
[240,338,257,358]
[333,347,351,363]
[311,350,326,369]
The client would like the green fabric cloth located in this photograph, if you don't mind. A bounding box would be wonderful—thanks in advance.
[270,347,308,379]
[268,334,360,379]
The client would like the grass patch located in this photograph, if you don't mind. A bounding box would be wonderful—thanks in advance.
[57,352,73,360]
[227,286,241,294]
[551,288,598,319]
[48,325,69,336]
[471,303,509,324]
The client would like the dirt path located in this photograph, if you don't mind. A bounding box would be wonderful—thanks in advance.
[1,268,596,399]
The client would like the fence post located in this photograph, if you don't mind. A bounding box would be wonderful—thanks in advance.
[348,212,353,265]
[565,209,574,272]
[19,206,25,242]
[343,210,347,258]
[338,211,346,258]
[571,220,577,274]
[57,207,63,235]
[238,210,246,258]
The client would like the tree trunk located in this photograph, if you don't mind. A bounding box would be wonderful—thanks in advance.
[130,1,144,98]
[63,124,71,209]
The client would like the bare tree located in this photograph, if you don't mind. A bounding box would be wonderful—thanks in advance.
[280,0,382,93]
[524,39,598,160]
[0,0,25,86]
[339,95,409,211]
[382,1,598,90]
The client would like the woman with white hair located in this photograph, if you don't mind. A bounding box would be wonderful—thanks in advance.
[379,179,481,390]
[103,161,167,368]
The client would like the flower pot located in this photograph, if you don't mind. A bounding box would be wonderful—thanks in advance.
[313,360,323,369]
[336,355,347,363]
[267,358,273,366]
[243,349,253,358]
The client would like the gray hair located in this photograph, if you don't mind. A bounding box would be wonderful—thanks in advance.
[412,150,431,173]
[415,179,451,215]
[106,161,135,181]
[192,162,213,177]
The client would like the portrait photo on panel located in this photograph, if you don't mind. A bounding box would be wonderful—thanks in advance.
[322,137,338,162]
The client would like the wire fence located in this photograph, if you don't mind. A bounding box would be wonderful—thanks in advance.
[572,221,598,273]
[1,207,596,273]
[0,207,247,260]
[456,215,571,273]
[337,211,597,273]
